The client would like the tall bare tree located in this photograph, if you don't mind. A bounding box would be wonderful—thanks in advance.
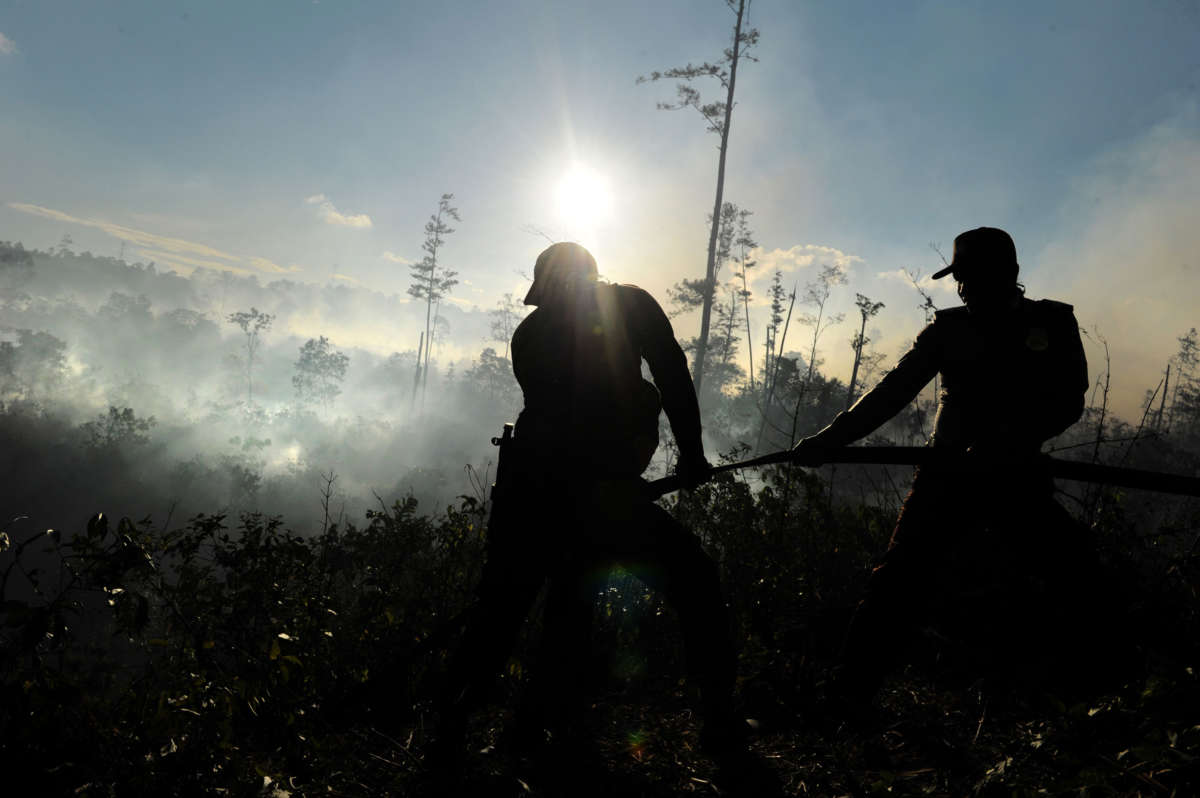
[731,208,757,391]
[430,311,451,370]
[407,194,460,406]
[790,265,846,444]
[755,274,796,453]
[638,0,758,394]
[227,307,274,406]
[712,286,744,392]
[845,293,885,409]
[761,270,787,403]
[797,266,846,386]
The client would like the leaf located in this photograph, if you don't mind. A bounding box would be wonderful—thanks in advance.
[269,638,281,660]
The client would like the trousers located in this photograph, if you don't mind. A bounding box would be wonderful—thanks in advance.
[440,471,737,731]
[839,461,1095,695]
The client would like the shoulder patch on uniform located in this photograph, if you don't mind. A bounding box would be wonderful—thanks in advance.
[933,305,970,321]
[1036,299,1074,313]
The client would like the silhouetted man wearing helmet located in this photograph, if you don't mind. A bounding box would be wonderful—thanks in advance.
[433,243,748,773]
[791,227,1089,706]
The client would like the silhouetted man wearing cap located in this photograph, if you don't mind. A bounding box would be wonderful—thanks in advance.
[433,243,748,773]
[792,227,1089,706]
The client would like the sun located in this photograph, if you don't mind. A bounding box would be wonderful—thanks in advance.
[554,164,613,231]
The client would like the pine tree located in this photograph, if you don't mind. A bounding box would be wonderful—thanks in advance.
[638,0,759,393]
[407,194,460,406]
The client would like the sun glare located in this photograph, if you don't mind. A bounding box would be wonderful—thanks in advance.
[554,165,613,230]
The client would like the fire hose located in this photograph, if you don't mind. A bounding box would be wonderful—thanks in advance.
[646,446,1200,499]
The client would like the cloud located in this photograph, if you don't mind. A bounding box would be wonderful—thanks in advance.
[876,267,957,297]
[305,194,373,229]
[738,243,865,304]
[134,249,249,276]
[8,202,239,260]
[753,244,863,277]
[0,32,16,56]
[7,201,298,278]
[331,273,364,286]
[247,256,302,274]
[381,250,413,265]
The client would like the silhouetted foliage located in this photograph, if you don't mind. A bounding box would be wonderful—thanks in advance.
[488,292,524,360]
[462,346,519,404]
[0,240,35,293]
[3,454,1198,794]
[292,335,349,410]
[80,405,156,448]
[2,240,1200,794]
[99,291,153,324]
[0,328,67,404]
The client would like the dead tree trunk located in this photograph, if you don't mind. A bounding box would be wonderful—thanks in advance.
[692,0,747,394]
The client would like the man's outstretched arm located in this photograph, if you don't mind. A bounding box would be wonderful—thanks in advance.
[793,325,940,461]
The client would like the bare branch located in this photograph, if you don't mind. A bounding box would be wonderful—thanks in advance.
[519,224,556,245]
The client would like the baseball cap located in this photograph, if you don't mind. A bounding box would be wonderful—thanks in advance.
[932,227,1018,280]
[523,242,599,305]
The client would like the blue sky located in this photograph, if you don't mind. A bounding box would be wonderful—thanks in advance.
[2,0,1199,418]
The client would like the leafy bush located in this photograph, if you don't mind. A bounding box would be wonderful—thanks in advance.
[2,463,1198,795]
[0,496,487,794]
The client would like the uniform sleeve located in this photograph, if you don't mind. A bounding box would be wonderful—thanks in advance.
[628,287,705,460]
[814,323,941,447]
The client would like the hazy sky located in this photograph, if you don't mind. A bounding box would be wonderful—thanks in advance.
[2,0,1199,419]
